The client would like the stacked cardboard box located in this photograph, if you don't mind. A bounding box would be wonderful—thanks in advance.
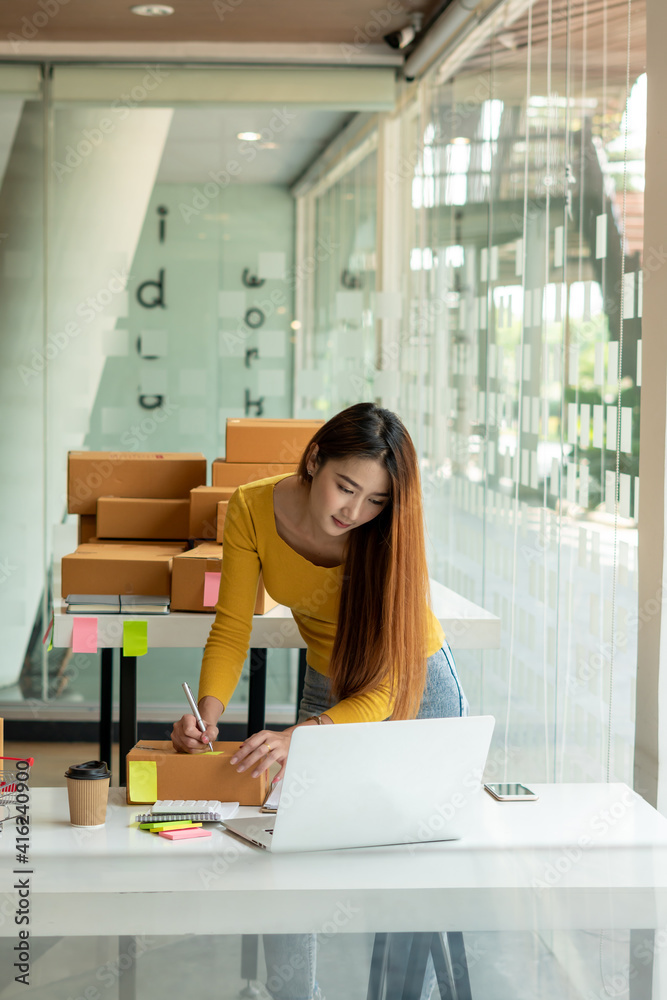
[97,498,190,540]
[225,418,323,464]
[64,426,322,611]
[64,452,207,600]
[188,486,236,541]
[68,452,206,515]
[171,542,275,614]
[210,417,323,549]
[62,542,187,598]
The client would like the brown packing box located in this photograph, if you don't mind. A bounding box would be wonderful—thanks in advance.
[77,515,97,545]
[212,460,297,488]
[126,740,267,805]
[61,542,187,598]
[188,486,236,540]
[226,418,323,464]
[68,451,207,515]
[216,501,228,543]
[97,497,190,540]
[171,542,277,614]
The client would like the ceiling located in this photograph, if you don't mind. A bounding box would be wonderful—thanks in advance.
[462,0,646,94]
[0,0,440,46]
[155,106,353,185]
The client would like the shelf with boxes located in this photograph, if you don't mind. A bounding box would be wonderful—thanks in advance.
[54,418,324,785]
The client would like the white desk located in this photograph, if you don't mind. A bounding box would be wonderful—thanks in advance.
[2,783,665,999]
[1,783,666,937]
[51,580,501,786]
[52,579,501,651]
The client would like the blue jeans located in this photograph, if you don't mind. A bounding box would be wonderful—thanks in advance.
[263,642,468,1000]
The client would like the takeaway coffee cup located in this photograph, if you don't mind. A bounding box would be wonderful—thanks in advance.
[64,760,111,828]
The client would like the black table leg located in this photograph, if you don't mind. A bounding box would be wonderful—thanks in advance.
[118,936,137,1000]
[401,934,432,1000]
[630,929,654,1000]
[296,648,308,722]
[430,933,457,999]
[99,648,114,774]
[367,933,390,1000]
[240,935,260,996]
[446,932,472,1000]
[118,655,137,788]
[247,649,267,737]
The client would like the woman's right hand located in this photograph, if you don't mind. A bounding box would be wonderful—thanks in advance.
[171,713,219,754]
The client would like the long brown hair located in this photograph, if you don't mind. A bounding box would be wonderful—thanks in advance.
[296,402,430,719]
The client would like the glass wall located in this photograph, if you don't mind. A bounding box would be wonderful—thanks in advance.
[0,67,359,724]
[296,140,378,419]
[295,0,646,784]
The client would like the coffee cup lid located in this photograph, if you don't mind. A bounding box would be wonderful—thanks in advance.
[64,760,111,780]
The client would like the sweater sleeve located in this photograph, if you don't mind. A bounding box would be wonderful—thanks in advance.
[198,488,261,709]
[323,683,396,724]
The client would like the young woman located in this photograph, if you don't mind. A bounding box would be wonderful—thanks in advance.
[171,402,468,1000]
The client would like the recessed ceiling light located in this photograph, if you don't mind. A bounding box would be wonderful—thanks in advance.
[452,137,470,145]
[258,142,279,150]
[130,4,174,14]
[237,131,262,142]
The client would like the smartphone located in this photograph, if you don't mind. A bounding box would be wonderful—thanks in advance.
[484,782,538,801]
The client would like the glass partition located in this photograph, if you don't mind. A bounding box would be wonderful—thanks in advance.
[297,141,378,420]
[397,0,645,783]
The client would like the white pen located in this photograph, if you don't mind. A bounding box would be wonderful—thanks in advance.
[182,681,214,752]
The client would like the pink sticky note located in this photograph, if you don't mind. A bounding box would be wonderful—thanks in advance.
[203,572,221,608]
[159,828,212,841]
[72,617,98,654]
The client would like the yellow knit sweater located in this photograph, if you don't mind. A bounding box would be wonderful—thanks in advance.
[198,475,444,723]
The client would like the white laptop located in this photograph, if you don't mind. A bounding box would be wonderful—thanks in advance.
[223,715,495,853]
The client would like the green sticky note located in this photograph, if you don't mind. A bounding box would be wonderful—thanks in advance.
[128,760,157,802]
[123,620,147,657]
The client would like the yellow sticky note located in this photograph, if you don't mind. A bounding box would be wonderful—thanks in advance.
[123,620,148,657]
[128,760,157,802]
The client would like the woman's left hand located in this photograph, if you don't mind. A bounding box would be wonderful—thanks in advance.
[230,727,294,782]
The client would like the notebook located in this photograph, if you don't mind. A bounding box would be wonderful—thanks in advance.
[66,595,170,614]
[66,595,120,614]
[134,799,239,823]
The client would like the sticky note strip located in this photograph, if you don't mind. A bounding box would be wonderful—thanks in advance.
[123,620,148,657]
[141,821,202,832]
[128,760,157,802]
[204,572,221,607]
[159,828,212,841]
[72,616,98,654]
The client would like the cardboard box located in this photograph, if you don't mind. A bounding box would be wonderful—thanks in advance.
[77,515,97,545]
[62,542,187,598]
[188,486,236,540]
[226,418,323,464]
[97,497,190,540]
[211,460,297,488]
[171,542,277,614]
[68,451,207,515]
[126,740,267,805]
[216,500,228,543]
